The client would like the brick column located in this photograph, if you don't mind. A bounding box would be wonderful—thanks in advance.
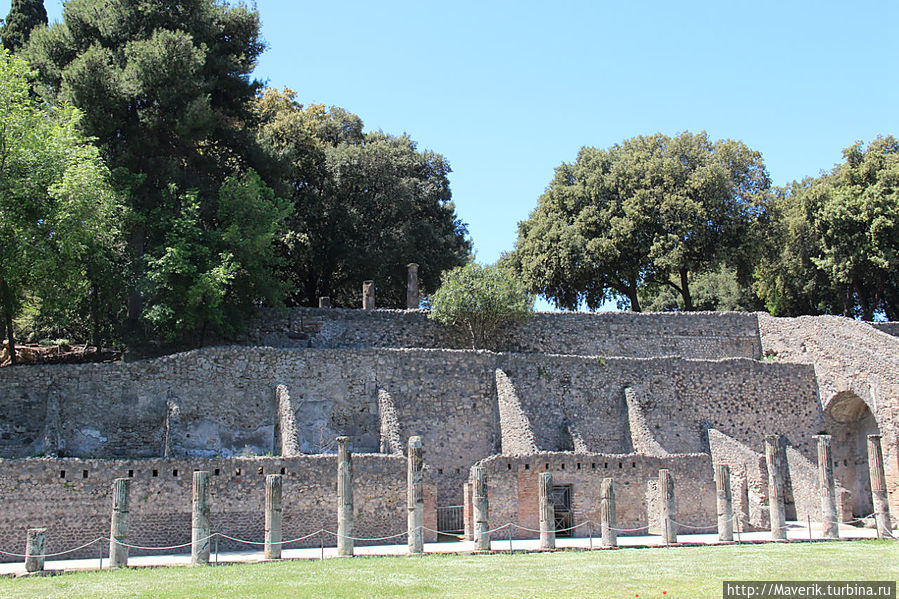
[714,464,733,542]
[191,471,211,565]
[600,478,617,547]
[765,434,787,540]
[264,474,283,559]
[814,435,839,539]
[407,436,424,554]
[538,472,555,549]
[108,477,131,568]
[337,436,354,556]
[867,434,893,539]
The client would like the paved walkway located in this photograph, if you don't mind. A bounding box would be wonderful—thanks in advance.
[0,521,888,577]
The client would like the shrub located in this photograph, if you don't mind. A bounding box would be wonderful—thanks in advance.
[428,264,534,349]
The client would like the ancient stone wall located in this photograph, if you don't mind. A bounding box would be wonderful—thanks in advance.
[758,314,899,520]
[246,308,763,359]
[0,455,437,563]
[471,452,716,539]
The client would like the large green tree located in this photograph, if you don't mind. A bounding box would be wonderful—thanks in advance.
[0,51,125,363]
[509,132,770,311]
[756,136,899,320]
[256,89,471,308]
[0,0,47,52]
[21,0,278,343]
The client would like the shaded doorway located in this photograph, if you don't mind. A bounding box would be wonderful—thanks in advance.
[552,484,573,536]
[824,392,879,517]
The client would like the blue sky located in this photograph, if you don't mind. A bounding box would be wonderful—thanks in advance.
[10,0,899,282]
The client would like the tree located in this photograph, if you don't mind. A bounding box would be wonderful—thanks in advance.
[509,132,770,311]
[0,50,125,363]
[0,0,47,52]
[22,0,267,340]
[141,170,290,346]
[255,88,471,308]
[428,263,533,349]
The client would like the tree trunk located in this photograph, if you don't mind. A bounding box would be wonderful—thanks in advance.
[855,282,874,321]
[126,225,145,332]
[90,281,101,349]
[0,278,16,365]
[680,268,693,311]
[626,276,642,312]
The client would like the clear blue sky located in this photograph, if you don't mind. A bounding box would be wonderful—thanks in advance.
[12,1,899,268]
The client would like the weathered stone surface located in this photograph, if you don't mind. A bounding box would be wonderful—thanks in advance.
[714,464,733,542]
[407,436,424,554]
[538,472,555,550]
[108,477,131,568]
[191,471,211,565]
[264,474,283,559]
[337,436,353,557]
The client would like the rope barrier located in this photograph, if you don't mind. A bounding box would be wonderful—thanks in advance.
[0,537,106,559]
[321,529,409,542]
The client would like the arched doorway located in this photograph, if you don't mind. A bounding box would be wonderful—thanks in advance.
[824,392,879,517]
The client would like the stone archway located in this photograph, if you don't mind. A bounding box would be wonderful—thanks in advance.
[824,392,879,517]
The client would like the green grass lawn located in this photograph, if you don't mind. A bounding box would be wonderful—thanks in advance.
[1,541,896,599]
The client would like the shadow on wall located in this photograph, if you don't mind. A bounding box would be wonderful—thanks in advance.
[824,391,879,517]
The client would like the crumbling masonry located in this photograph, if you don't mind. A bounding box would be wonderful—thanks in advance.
[0,309,896,559]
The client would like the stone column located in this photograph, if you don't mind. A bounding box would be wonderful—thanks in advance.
[867,434,893,539]
[191,470,211,565]
[108,477,131,568]
[765,435,787,540]
[337,436,354,556]
[362,281,375,310]
[814,435,839,539]
[406,263,420,309]
[264,474,283,559]
[659,469,677,544]
[318,297,331,308]
[24,528,46,573]
[472,466,490,551]
[600,478,617,547]
[714,464,733,542]
[538,472,555,550]
[407,436,424,554]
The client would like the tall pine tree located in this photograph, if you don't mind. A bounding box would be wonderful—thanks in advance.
[0,0,47,52]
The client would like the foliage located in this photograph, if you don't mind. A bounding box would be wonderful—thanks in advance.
[428,263,533,348]
[508,131,769,312]
[0,0,47,52]
[755,136,899,320]
[141,170,289,345]
[639,265,764,312]
[20,0,278,345]
[0,50,126,361]
[255,88,471,308]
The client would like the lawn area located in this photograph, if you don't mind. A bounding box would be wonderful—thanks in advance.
[1,541,896,599]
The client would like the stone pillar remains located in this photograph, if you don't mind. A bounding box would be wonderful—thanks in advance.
[407,436,424,554]
[362,281,375,310]
[337,436,354,556]
[538,472,555,550]
[264,474,283,559]
[714,464,734,542]
[764,435,787,540]
[318,296,331,308]
[472,466,490,551]
[24,528,46,573]
[600,477,617,547]
[108,477,131,568]
[867,434,893,539]
[659,469,677,544]
[406,263,420,309]
[814,435,839,539]
[191,470,211,565]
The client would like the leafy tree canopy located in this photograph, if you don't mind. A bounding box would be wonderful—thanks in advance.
[256,88,471,308]
[0,50,126,362]
[428,263,534,349]
[508,131,770,312]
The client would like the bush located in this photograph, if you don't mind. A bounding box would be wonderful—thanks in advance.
[428,264,534,349]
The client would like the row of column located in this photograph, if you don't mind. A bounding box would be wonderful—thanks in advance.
[20,433,894,571]
[317,263,420,310]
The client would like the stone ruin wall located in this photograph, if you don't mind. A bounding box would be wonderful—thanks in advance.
[0,455,437,562]
[758,314,899,520]
[0,309,897,558]
[470,453,716,539]
[246,308,763,359]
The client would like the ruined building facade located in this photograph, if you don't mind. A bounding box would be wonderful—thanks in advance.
[0,309,896,558]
